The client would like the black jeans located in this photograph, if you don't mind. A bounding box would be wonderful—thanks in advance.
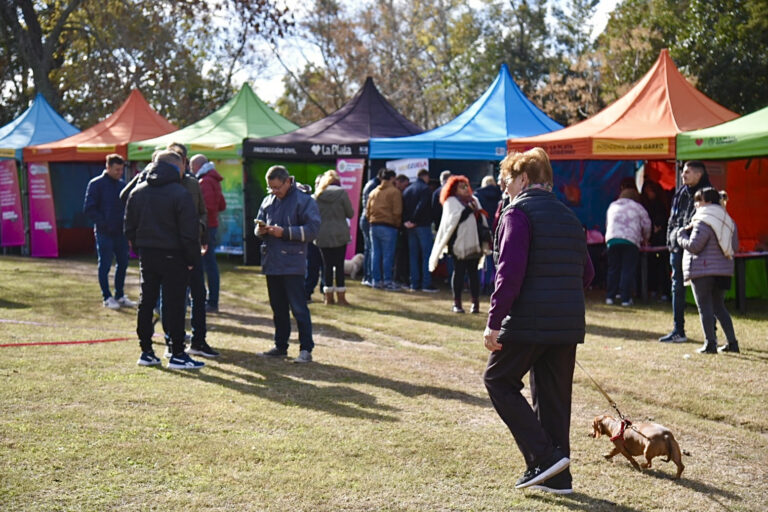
[266,274,314,353]
[188,262,207,346]
[320,245,346,289]
[484,342,576,467]
[137,250,189,355]
[606,243,639,303]
[452,257,480,302]
[691,276,737,344]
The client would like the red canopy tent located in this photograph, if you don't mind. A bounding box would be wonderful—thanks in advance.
[507,49,739,190]
[23,90,176,255]
[24,89,176,162]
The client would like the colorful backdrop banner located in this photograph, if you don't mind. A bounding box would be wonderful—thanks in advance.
[27,162,58,257]
[214,159,244,254]
[336,158,365,260]
[0,159,25,247]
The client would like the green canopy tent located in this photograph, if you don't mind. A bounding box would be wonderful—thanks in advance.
[127,84,298,254]
[677,105,768,303]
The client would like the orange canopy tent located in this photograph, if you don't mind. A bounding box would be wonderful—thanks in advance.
[507,49,738,164]
[23,89,176,162]
[21,89,176,255]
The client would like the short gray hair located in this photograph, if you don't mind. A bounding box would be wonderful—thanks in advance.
[156,150,182,168]
[266,165,290,182]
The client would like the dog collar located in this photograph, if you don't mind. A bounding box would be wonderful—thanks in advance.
[610,419,632,442]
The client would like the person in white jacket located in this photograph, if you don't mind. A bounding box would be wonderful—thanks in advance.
[429,175,489,313]
[605,187,651,306]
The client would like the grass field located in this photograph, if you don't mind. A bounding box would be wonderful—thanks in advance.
[1,254,767,511]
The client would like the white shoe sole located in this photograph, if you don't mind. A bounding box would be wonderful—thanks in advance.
[186,348,219,358]
[167,363,205,370]
[515,457,570,489]
[137,358,161,366]
[529,484,573,494]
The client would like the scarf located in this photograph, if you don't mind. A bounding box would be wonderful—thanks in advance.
[195,161,215,178]
[692,204,735,258]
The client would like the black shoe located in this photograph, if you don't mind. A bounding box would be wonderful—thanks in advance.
[205,304,219,313]
[452,306,465,314]
[515,448,570,489]
[659,331,687,343]
[696,342,717,354]
[529,467,573,494]
[260,347,288,357]
[718,342,740,353]
[187,342,220,358]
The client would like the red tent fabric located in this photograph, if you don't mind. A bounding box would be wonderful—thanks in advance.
[23,89,176,162]
[507,49,739,160]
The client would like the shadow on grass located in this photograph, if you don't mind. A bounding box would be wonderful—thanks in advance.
[527,492,645,512]
[172,346,488,421]
[352,301,482,326]
[586,323,665,341]
[210,309,366,343]
[0,298,29,309]
[646,469,741,501]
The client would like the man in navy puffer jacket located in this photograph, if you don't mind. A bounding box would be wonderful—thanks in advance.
[255,165,321,363]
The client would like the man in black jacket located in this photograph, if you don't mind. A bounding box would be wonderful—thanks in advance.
[659,161,711,343]
[402,169,436,292]
[124,150,204,370]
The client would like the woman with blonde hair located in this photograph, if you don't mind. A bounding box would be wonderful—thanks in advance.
[483,148,594,494]
[314,170,354,305]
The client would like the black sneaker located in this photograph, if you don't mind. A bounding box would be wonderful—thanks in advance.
[187,342,220,358]
[529,468,573,494]
[259,347,288,357]
[658,331,687,343]
[515,448,570,489]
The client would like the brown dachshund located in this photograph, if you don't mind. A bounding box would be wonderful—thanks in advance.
[591,414,685,479]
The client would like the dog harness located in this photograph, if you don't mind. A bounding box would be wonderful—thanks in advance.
[610,419,632,442]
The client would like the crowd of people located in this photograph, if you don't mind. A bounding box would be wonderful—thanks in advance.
[81,144,742,494]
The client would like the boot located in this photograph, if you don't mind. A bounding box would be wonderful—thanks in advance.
[323,286,335,305]
[452,298,465,314]
[718,340,740,353]
[335,287,350,306]
[696,340,717,354]
[470,297,480,314]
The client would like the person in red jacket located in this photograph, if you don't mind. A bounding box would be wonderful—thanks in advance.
[191,154,227,313]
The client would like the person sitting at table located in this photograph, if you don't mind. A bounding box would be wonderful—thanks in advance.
[676,187,740,354]
[604,187,650,306]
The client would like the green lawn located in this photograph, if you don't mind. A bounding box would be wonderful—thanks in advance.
[1,254,766,511]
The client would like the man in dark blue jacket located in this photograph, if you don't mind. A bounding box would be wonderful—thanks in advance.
[256,165,321,363]
[124,150,204,370]
[402,169,436,292]
[83,153,136,310]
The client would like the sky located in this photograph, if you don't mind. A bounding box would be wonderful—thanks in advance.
[247,0,621,104]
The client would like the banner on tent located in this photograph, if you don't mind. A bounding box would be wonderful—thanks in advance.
[0,148,16,158]
[592,138,670,156]
[336,158,365,260]
[27,162,58,257]
[0,159,25,247]
[385,158,429,182]
[214,159,244,255]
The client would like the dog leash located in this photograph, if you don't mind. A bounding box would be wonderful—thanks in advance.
[575,360,650,440]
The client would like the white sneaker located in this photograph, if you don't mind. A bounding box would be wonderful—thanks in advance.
[103,297,120,310]
[117,296,137,308]
[294,350,313,363]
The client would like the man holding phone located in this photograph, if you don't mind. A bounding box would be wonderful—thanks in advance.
[255,165,321,363]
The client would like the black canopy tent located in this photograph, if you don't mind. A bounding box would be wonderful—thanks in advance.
[241,77,422,263]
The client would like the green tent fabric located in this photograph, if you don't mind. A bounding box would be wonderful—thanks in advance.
[677,104,768,159]
[127,84,298,160]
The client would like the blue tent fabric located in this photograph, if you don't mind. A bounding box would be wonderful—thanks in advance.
[369,64,562,160]
[0,93,79,160]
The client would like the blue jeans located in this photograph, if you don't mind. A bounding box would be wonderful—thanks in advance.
[201,226,220,308]
[266,274,314,353]
[606,243,639,303]
[360,217,372,282]
[670,250,686,334]
[95,232,129,300]
[370,224,398,286]
[407,226,433,289]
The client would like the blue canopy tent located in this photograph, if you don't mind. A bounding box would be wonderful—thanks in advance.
[369,64,562,161]
[0,93,79,160]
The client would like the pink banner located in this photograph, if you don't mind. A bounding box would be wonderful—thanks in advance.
[0,159,25,247]
[336,158,365,260]
[27,162,58,258]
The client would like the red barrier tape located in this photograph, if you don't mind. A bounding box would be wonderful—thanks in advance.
[0,337,134,348]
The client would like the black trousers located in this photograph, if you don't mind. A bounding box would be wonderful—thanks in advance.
[188,262,207,346]
[484,342,576,467]
[320,245,346,289]
[137,250,189,355]
[452,257,480,301]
